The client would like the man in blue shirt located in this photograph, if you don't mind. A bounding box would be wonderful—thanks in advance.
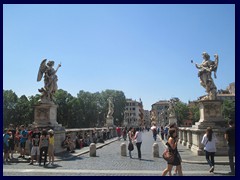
[18,125,28,159]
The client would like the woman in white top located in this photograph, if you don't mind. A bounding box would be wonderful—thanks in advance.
[134,127,142,160]
[201,127,217,173]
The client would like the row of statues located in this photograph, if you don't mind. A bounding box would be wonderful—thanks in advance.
[36,51,218,109]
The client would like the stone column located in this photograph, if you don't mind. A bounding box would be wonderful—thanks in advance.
[152,143,159,158]
[121,143,127,156]
[89,143,96,157]
[186,128,192,149]
[181,128,187,146]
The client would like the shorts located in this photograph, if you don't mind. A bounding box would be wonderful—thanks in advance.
[20,142,26,149]
[3,144,9,153]
[31,146,40,156]
[9,141,15,151]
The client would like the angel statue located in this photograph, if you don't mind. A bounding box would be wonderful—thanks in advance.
[191,52,219,100]
[37,59,61,102]
[167,98,178,116]
[107,97,114,118]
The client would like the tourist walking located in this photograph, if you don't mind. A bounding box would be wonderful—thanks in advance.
[162,128,183,176]
[201,127,217,173]
[160,126,164,141]
[151,123,157,141]
[225,120,235,175]
[133,127,142,160]
[168,122,181,175]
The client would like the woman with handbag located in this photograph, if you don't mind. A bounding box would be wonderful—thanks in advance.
[127,127,135,158]
[162,128,183,176]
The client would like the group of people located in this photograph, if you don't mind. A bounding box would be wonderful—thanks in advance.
[3,124,55,167]
[127,127,142,160]
[150,120,235,176]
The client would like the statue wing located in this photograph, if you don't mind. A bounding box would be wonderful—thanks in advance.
[37,59,47,82]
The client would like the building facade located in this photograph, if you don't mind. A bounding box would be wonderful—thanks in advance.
[151,100,169,127]
[124,99,144,128]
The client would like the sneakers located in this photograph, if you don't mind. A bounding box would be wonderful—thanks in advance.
[209,166,214,173]
[29,162,33,165]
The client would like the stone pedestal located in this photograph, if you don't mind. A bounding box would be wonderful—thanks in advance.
[190,100,228,155]
[33,103,66,154]
[168,114,177,125]
[106,117,114,127]
[192,100,225,129]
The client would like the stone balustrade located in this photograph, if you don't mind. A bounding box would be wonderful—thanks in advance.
[178,126,228,156]
[24,127,118,156]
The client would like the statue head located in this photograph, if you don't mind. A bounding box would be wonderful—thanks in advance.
[47,61,55,67]
[202,52,210,60]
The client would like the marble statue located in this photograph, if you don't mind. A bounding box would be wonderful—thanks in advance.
[37,59,61,102]
[107,97,114,118]
[192,52,219,100]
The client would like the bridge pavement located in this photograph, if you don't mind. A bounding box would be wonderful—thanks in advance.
[3,130,234,176]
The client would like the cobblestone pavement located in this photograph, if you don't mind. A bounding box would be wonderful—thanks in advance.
[3,131,234,176]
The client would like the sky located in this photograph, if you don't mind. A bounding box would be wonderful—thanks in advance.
[3,4,235,111]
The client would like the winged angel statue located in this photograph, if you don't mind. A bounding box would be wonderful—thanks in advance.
[37,59,61,102]
[191,52,219,100]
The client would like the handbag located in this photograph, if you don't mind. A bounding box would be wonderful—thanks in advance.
[162,148,175,163]
[128,142,134,151]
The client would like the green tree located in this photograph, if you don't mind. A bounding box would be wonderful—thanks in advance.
[54,89,74,127]
[3,90,18,127]
[15,95,31,126]
[222,99,235,123]
[189,104,200,124]
[174,101,190,126]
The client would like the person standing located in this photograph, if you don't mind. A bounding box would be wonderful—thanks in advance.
[127,127,135,158]
[3,129,12,163]
[133,127,142,160]
[48,129,55,166]
[8,124,16,159]
[39,129,49,166]
[201,127,217,173]
[116,126,121,140]
[225,120,235,175]
[29,127,41,165]
[18,125,28,159]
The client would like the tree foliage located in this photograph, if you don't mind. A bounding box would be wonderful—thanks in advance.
[222,99,235,122]
[174,101,190,125]
[3,88,126,128]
